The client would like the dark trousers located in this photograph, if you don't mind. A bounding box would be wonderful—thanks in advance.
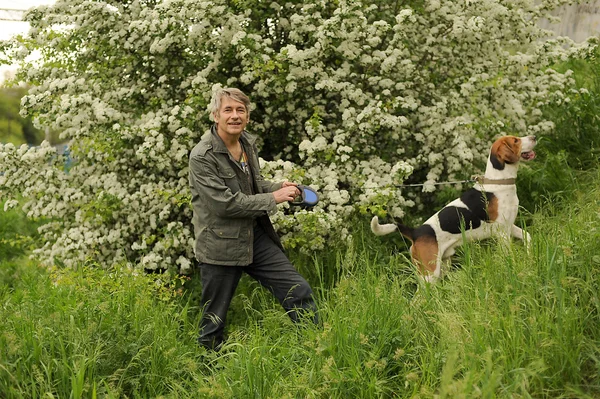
[198,224,317,349]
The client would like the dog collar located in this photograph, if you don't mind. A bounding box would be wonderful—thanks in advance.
[473,176,516,185]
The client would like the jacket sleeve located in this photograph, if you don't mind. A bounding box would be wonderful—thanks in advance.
[189,153,277,218]
[256,177,282,193]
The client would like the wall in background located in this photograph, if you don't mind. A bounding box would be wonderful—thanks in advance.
[540,2,600,42]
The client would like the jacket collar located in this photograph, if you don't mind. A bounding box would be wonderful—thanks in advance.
[210,125,256,153]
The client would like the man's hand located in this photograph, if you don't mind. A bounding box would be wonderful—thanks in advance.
[273,182,300,204]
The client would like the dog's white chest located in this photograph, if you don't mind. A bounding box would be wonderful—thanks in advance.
[492,187,519,224]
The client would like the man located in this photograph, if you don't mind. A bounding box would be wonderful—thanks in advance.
[188,87,317,350]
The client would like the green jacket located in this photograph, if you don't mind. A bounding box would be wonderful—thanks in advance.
[189,126,283,266]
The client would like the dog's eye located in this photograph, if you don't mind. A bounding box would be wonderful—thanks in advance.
[513,138,519,143]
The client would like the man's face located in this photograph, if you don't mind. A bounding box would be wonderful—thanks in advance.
[214,97,249,139]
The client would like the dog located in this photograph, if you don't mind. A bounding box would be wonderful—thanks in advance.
[371,135,537,283]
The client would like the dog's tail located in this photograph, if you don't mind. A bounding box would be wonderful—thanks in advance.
[370,216,414,242]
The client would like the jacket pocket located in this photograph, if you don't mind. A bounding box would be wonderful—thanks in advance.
[204,225,244,261]
[217,167,240,192]
[211,225,240,239]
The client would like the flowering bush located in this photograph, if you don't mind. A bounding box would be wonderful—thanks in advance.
[0,0,596,271]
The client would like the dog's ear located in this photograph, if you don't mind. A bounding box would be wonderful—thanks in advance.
[489,148,504,170]
[502,137,522,164]
[490,136,521,169]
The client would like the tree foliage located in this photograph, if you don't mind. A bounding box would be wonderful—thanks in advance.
[0,0,596,271]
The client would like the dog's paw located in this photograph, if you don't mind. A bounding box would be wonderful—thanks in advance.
[524,232,532,251]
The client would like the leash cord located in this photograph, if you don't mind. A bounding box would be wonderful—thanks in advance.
[395,179,476,188]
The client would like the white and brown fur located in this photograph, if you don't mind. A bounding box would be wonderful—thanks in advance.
[371,135,537,283]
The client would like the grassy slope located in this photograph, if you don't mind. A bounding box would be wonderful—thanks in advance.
[1,170,599,398]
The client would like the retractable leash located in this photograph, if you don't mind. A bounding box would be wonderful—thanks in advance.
[290,185,319,208]
[289,178,501,209]
[396,178,477,188]
[290,178,480,208]
[395,175,515,188]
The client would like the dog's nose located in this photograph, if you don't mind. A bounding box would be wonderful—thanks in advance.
[530,135,537,142]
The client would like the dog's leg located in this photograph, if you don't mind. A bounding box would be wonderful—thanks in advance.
[420,253,441,283]
[489,222,513,248]
[510,224,528,240]
[443,246,456,259]
[428,253,444,283]
[411,237,441,283]
[511,224,532,251]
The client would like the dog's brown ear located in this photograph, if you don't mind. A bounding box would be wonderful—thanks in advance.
[490,136,521,169]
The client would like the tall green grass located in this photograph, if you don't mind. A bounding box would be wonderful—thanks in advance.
[0,261,203,397]
[2,46,600,395]
[1,169,599,397]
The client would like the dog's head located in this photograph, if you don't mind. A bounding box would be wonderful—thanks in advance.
[489,135,537,170]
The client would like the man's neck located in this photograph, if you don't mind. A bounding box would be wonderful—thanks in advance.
[216,128,242,149]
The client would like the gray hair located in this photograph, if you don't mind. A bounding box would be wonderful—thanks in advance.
[209,87,251,120]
